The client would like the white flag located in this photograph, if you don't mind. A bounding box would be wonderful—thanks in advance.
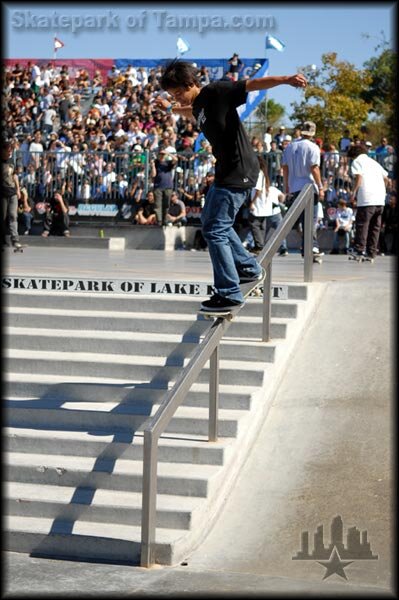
[54,37,65,51]
[265,35,285,52]
[176,36,190,55]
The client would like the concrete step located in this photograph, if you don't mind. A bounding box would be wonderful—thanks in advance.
[5,398,248,437]
[4,291,299,319]
[4,374,256,410]
[4,427,234,465]
[5,482,204,530]
[4,349,268,387]
[5,452,222,497]
[4,307,289,339]
[4,515,179,564]
[5,327,277,363]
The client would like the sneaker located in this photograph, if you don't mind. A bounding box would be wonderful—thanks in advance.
[23,230,30,236]
[201,293,244,313]
[278,249,288,256]
[41,231,49,238]
[63,230,71,237]
[12,241,22,249]
[239,267,266,285]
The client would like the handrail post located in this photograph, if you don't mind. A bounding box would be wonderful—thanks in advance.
[209,345,220,442]
[303,192,314,283]
[262,262,272,342]
[140,430,158,567]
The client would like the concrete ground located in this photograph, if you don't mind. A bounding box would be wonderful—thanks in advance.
[2,248,396,597]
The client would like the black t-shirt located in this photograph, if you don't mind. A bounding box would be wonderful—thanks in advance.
[192,80,259,189]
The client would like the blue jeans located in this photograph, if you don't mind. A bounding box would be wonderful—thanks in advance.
[201,185,262,302]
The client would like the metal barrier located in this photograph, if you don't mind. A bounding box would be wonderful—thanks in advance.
[140,183,315,567]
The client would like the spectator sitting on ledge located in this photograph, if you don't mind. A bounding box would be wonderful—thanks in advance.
[165,191,187,227]
[134,190,158,225]
[42,191,70,237]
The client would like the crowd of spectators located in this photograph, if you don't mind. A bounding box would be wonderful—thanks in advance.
[2,59,397,251]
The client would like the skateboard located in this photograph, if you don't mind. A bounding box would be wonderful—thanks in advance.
[348,254,374,263]
[12,244,28,253]
[198,274,265,321]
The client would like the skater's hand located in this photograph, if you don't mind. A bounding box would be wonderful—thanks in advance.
[287,73,307,88]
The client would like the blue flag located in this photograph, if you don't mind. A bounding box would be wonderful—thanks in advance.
[265,35,285,52]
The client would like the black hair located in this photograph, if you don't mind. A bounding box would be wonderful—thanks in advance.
[347,144,367,159]
[160,59,201,90]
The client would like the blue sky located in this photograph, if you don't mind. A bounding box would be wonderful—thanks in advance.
[3,2,395,125]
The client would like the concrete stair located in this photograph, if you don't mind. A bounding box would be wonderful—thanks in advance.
[3,282,323,565]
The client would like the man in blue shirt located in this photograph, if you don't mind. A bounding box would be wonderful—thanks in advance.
[282,121,325,256]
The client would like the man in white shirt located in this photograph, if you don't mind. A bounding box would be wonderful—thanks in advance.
[282,120,325,256]
[349,144,389,258]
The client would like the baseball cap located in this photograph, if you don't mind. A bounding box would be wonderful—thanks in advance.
[365,141,372,147]
[301,121,316,137]
[164,145,176,154]
[285,134,292,141]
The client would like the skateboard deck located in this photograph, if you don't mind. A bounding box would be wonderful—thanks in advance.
[198,274,265,321]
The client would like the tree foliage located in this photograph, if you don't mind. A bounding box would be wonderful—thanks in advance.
[361,48,396,137]
[290,53,373,145]
[255,98,285,127]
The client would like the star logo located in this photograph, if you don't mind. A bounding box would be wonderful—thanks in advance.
[317,546,353,580]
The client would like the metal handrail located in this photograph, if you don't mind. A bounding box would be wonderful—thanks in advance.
[140,183,315,567]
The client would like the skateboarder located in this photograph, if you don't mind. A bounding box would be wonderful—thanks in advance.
[157,60,307,313]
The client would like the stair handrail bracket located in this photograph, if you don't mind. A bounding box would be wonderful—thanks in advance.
[140,183,315,567]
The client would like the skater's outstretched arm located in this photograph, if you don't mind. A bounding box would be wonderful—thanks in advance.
[246,73,307,92]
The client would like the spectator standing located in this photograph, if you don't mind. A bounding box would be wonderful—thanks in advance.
[282,120,324,257]
[263,126,273,152]
[380,191,398,255]
[273,126,287,149]
[151,147,178,225]
[227,53,243,81]
[249,156,288,255]
[348,143,389,259]
[18,186,34,235]
[339,129,352,153]
[375,137,389,166]
[1,140,23,249]
[29,130,44,169]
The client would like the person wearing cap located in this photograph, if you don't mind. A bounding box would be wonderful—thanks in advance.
[156,59,307,313]
[274,126,287,149]
[282,120,324,257]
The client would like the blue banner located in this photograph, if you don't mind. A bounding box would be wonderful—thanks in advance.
[114,58,266,82]
[236,59,269,121]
